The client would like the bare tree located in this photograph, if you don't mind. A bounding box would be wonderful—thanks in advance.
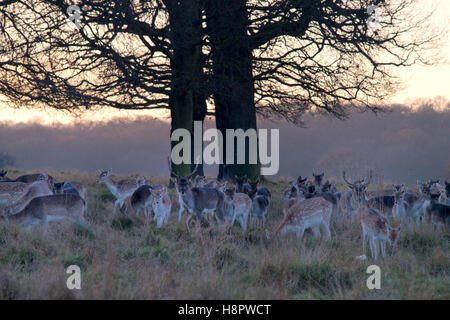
[205,0,439,179]
[0,0,207,177]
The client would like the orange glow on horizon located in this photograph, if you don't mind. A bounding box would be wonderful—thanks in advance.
[0,0,449,125]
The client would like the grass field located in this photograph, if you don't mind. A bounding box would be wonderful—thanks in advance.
[0,170,448,299]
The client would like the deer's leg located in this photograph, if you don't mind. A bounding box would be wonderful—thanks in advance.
[312,227,320,238]
[296,225,305,240]
[370,238,378,260]
[41,219,48,236]
[113,200,120,216]
[156,214,164,228]
[362,232,367,256]
[241,215,248,232]
[368,237,374,259]
[321,222,331,240]
[178,205,184,222]
[380,240,386,258]
[186,214,193,231]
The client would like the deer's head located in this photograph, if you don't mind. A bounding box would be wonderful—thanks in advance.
[97,168,112,183]
[343,170,372,205]
[168,157,198,196]
[312,171,324,187]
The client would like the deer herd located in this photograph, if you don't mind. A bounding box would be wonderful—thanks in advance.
[0,164,449,261]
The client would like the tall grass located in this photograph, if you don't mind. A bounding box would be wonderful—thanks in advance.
[0,170,448,299]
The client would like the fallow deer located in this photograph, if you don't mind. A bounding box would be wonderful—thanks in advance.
[0,171,55,186]
[368,195,395,217]
[131,184,153,221]
[234,175,250,194]
[97,169,144,216]
[267,194,332,241]
[3,194,87,232]
[224,188,252,231]
[151,185,171,228]
[194,175,207,188]
[0,173,51,207]
[195,175,222,190]
[425,193,449,229]
[340,171,369,218]
[169,158,225,228]
[393,186,409,221]
[296,176,308,189]
[312,171,324,189]
[54,181,87,201]
[410,180,432,224]
[352,173,401,260]
[433,183,449,205]
[3,180,53,216]
[246,178,272,202]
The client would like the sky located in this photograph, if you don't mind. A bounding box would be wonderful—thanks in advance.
[0,0,449,125]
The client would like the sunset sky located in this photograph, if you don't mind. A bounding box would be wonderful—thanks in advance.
[0,0,449,125]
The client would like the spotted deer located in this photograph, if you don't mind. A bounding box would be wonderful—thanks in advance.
[352,173,402,260]
[97,169,145,216]
[224,188,252,231]
[3,194,87,232]
[169,158,225,228]
[151,184,171,228]
[0,173,51,207]
[3,180,53,216]
[267,195,332,241]
[0,171,55,186]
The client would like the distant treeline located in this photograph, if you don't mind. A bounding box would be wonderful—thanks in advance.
[0,104,449,184]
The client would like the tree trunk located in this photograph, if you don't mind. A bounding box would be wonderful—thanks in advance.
[205,0,260,180]
[167,0,204,178]
[191,90,207,176]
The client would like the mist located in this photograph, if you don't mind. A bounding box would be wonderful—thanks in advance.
[1,104,449,184]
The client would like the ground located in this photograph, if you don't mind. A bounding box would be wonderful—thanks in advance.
[0,170,448,299]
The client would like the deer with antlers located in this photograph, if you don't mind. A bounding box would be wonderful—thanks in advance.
[169,158,226,228]
[346,170,402,260]
[340,171,368,218]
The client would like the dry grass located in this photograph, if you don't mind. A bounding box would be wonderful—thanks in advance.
[0,169,448,299]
